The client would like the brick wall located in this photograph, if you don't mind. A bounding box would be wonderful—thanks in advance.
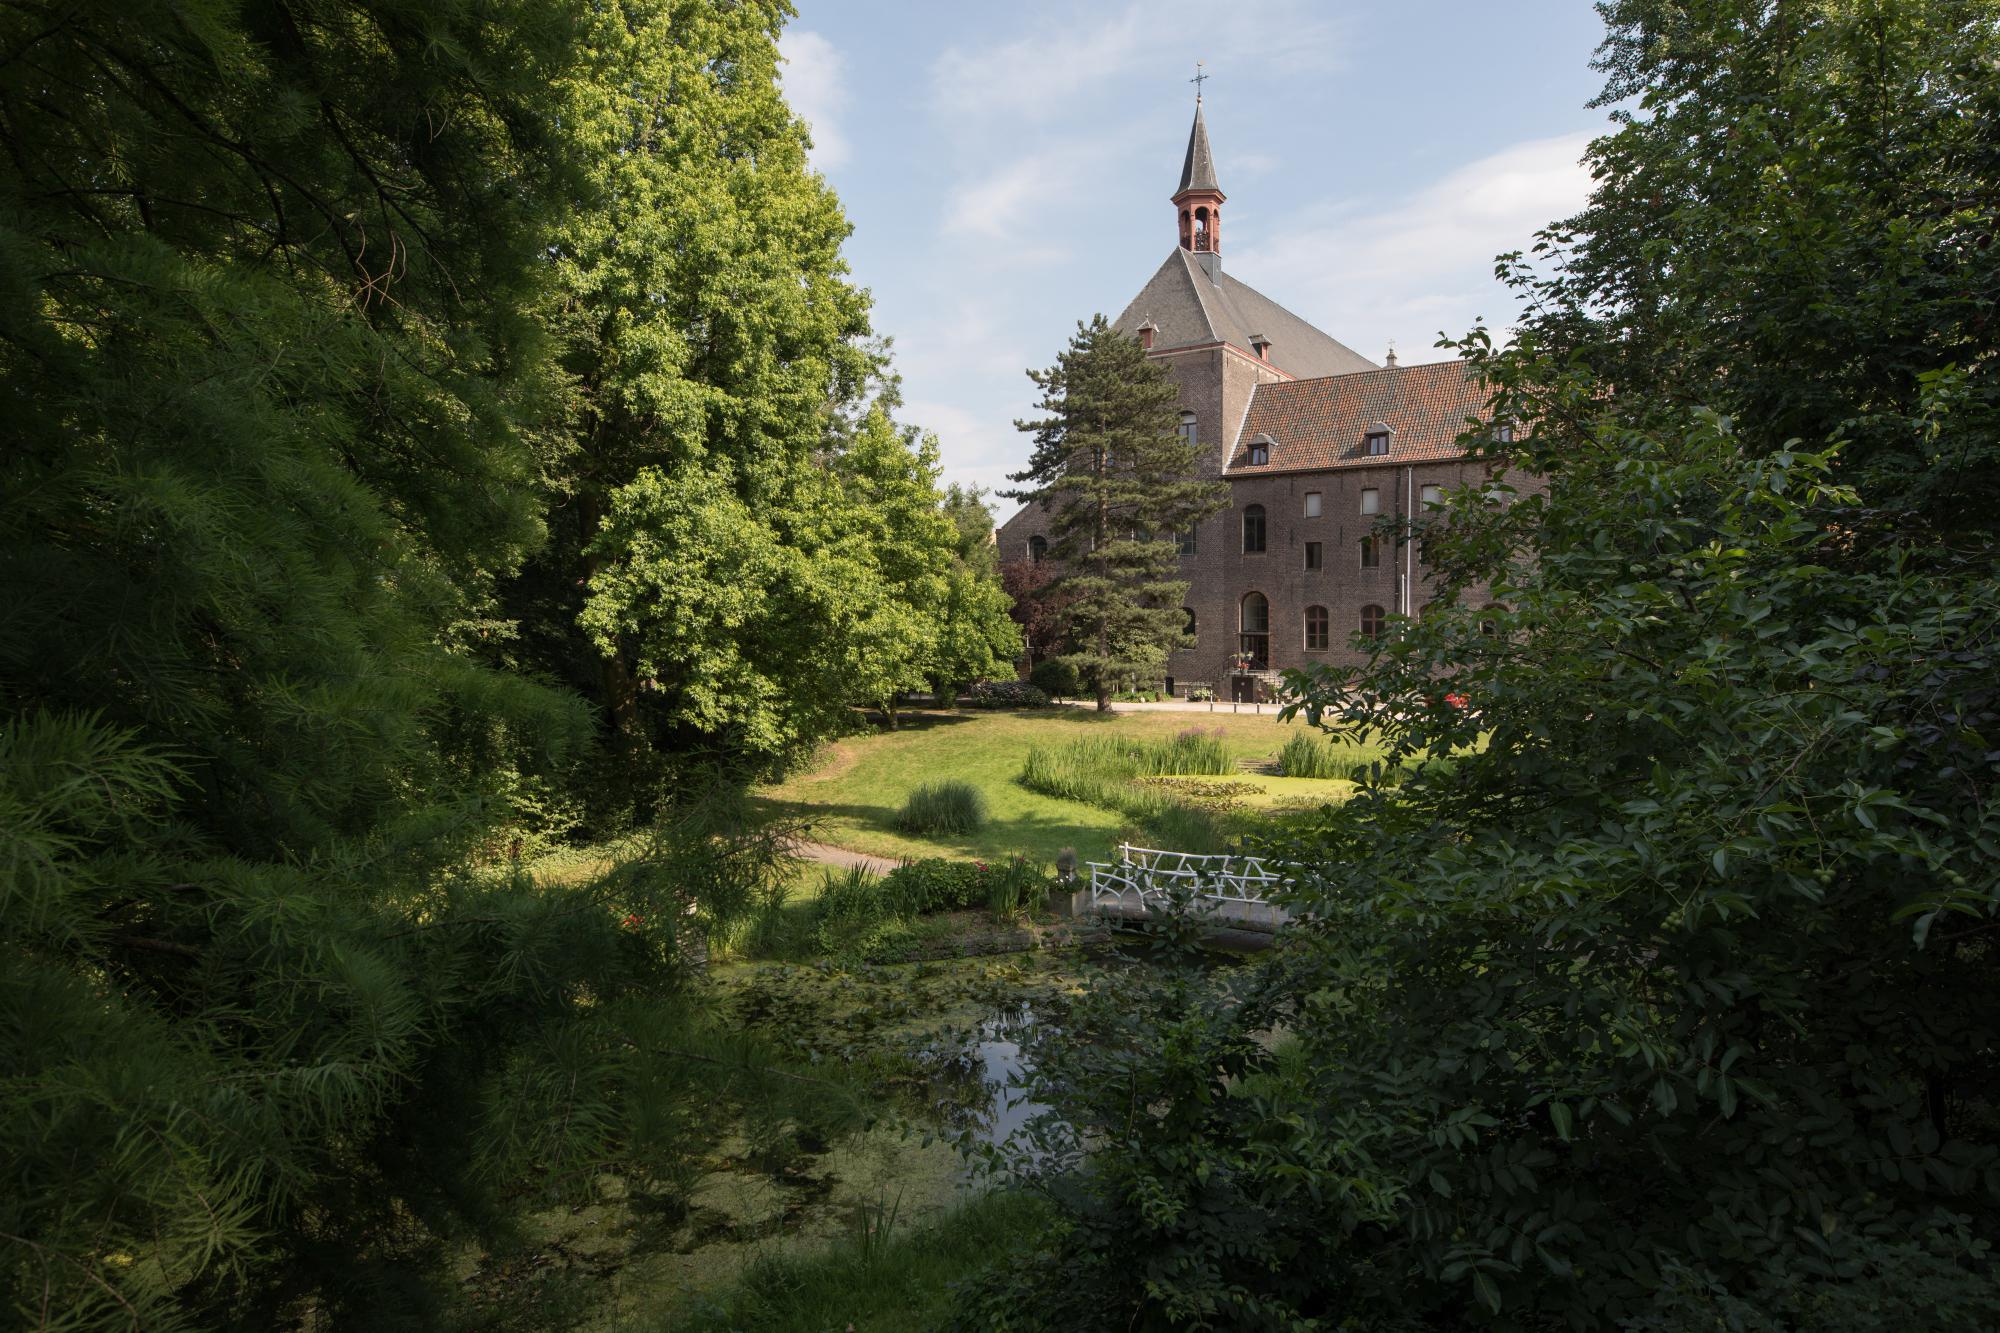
[991,343,1533,694]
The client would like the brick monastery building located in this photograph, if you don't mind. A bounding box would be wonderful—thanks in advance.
[996,100,1509,701]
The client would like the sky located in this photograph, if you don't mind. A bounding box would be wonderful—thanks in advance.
[779,2,1616,519]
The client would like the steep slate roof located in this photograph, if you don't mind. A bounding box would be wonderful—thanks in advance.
[1177,102,1219,194]
[1225,360,1494,474]
[1113,249,1378,380]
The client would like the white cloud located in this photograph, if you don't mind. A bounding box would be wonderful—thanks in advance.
[943,146,1110,242]
[901,398,1026,502]
[928,1,1347,125]
[780,30,849,169]
[1229,132,1596,363]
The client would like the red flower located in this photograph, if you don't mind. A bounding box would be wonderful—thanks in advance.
[1445,692,1469,710]
[621,912,644,929]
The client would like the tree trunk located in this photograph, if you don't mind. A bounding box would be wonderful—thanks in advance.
[578,484,641,751]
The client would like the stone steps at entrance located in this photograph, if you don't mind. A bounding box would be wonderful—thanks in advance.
[1235,755,1280,776]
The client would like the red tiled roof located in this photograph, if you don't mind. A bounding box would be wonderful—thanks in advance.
[1226,360,1494,474]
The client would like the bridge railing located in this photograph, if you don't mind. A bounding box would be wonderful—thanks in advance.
[1084,843,1291,909]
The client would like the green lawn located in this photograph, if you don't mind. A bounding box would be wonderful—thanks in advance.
[755,707,1365,865]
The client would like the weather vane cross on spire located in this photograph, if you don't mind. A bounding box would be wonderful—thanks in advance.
[1190,61,1208,101]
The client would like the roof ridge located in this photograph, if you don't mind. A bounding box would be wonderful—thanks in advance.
[1176,249,1227,343]
[1264,359,1476,389]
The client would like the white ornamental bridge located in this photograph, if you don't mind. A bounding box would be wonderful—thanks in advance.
[1079,844,1294,933]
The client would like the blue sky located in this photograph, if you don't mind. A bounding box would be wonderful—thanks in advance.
[779,2,1615,517]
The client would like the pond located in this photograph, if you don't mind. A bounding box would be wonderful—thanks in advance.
[450,937,1249,1329]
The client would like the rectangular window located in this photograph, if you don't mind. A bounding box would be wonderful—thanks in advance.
[1420,483,1443,508]
[1359,536,1379,568]
[1359,488,1380,515]
[1303,491,1322,517]
[1178,526,1197,555]
[1365,431,1389,456]
[1304,541,1322,570]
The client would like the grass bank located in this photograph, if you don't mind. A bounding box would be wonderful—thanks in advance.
[756,707,1362,864]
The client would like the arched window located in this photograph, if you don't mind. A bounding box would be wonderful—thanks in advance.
[1183,607,1197,641]
[1029,534,1047,563]
[1359,603,1386,638]
[1241,504,1266,553]
[1193,206,1211,251]
[1239,592,1269,669]
[1304,605,1329,652]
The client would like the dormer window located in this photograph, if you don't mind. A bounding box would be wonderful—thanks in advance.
[1364,427,1390,457]
[1494,420,1516,444]
[1246,433,1273,466]
[1250,333,1271,361]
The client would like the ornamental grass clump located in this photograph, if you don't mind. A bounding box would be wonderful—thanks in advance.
[896,780,988,836]
[1277,731,1402,784]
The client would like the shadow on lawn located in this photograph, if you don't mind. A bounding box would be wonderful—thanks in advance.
[745,792,1119,864]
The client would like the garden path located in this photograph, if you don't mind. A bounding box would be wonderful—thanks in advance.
[792,839,901,876]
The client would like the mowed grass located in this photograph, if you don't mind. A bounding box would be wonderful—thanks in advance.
[755,707,1362,864]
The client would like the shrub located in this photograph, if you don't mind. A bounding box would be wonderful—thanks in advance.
[896,781,988,836]
[880,858,986,914]
[1029,659,1081,699]
[960,680,1051,709]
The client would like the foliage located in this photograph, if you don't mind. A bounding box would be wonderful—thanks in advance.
[1020,731,1236,803]
[668,1188,1054,1333]
[959,681,1052,709]
[1007,316,1229,709]
[1000,556,1072,669]
[1277,731,1403,783]
[896,782,990,837]
[1019,735,1242,852]
[976,4,2000,1326]
[984,858,1052,919]
[808,858,1052,964]
[948,887,1298,1331]
[1029,659,1083,700]
[0,1,910,1325]
[1523,0,2000,535]
[879,859,994,915]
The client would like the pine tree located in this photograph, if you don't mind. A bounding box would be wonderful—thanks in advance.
[1007,316,1227,710]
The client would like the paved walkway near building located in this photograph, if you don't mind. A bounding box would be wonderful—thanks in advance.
[1049,698,1292,717]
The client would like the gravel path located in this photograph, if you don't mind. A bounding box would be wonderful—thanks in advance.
[791,840,901,876]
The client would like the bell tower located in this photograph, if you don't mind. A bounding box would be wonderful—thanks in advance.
[1173,78,1224,256]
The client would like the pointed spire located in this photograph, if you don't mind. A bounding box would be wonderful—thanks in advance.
[1177,100,1220,195]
